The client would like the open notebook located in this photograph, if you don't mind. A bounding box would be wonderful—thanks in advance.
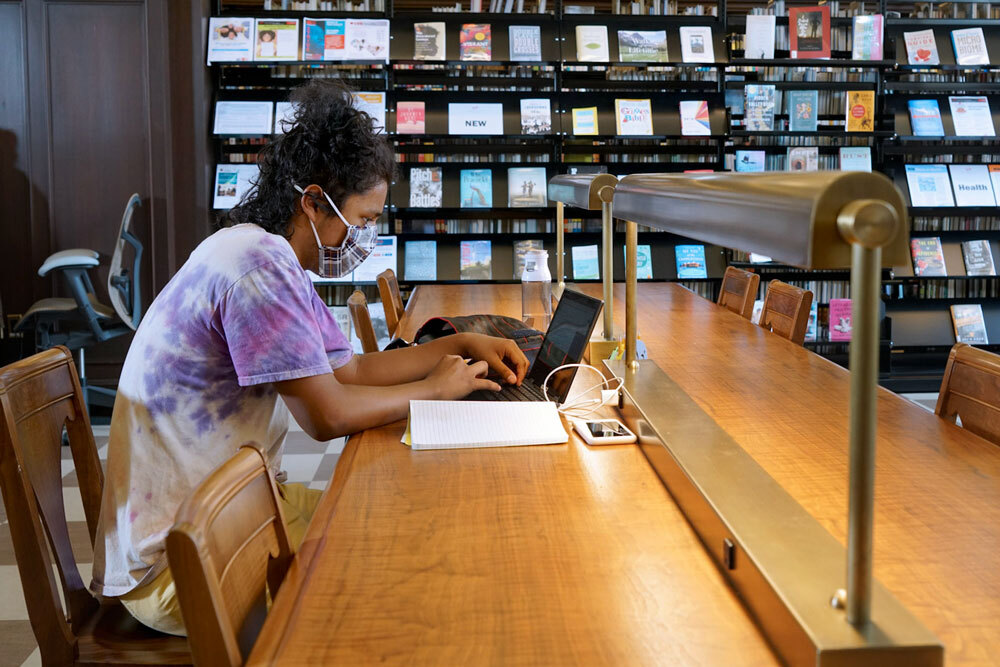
[402,400,569,450]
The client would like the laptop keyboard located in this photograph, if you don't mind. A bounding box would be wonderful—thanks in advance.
[467,380,548,402]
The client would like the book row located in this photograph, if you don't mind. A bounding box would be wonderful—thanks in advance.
[912,217,1000,233]
[904,164,1000,208]
[892,280,1000,300]
[261,0,385,11]
[906,97,998,138]
[743,86,875,132]
[730,146,872,172]
[213,97,716,137]
[909,238,998,277]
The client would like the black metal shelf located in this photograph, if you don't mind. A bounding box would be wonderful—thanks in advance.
[724,79,878,90]
[909,206,1000,216]
[728,57,893,68]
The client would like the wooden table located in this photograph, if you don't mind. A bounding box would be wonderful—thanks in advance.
[250,284,1000,665]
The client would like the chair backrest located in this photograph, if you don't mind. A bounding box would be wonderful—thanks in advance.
[376,269,405,338]
[167,446,293,667]
[347,290,378,354]
[759,280,813,345]
[935,343,1000,445]
[717,266,760,319]
[107,193,143,330]
[0,346,104,664]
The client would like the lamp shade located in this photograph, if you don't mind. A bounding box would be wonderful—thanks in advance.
[611,172,909,269]
[548,173,619,210]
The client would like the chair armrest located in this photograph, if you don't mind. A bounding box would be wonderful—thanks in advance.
[38,249,100,277]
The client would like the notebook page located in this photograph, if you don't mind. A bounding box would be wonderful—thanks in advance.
[408,400,569,450]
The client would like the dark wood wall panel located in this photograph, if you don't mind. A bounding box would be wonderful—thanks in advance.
[0,2,34,318]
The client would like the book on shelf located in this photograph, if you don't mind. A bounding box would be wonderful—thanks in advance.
[343,19,389,62]
[787,146,818,171]
[353,236,397,282]
[828,298,852,342]
[908,100,945,137]
[459,24,492,61]
[949,164,997,206]
[213,101,273,135]
[448,102,504,135]
[948,96,996,137]
[679,100,711,136]
[572,245,600,279]
[911,237,948,276]
[617,30,668,63]
[675,245,707,279]
[839,147,871,172]
[207,18,253,64]
[353,92,385,133]
[564,4,594,13]
[735,150,765,172]
[396,101,425,134]
[744,15,775,60]
[990,165,1000,204]
[804,301,818,343]
[273,101,296,134]
[725,88,745,115]
[903,29,940,65]
[905,164,956,207]
[845,90,875,132]
[212,164,259,210]
[630,244,654,280]
[962,240,997,276]
[322,19,347,60]
[514,239,545,279]
[409,167,443,207]
[571,106,599,135]
[678,26,715,63]
[745,84,776,131]
[787,90,818,132]
[851,15,883,61]
[302,18,326,60]
[789,6,830,60]
[414,22,446,61]
[950,304,989,344]
[520,98,552,135]
[460,240,492,280]
[508,167,548,207]
[509,25,542,61]
[615,98,653,136]
[460,169,493,208]
[951,27,989,66]
[575,25,610,62]
[254,19,300,61]
[404,240,437,281]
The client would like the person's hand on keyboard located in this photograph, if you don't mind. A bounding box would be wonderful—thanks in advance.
[426,354,502,399]
[455,333,529,386]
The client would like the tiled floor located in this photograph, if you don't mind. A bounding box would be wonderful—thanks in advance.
[0,422,344,667]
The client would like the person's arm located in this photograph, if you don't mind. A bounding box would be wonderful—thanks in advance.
[276,354,498,440]
[333,332,529,387]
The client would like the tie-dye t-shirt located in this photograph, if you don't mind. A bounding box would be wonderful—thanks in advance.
[91,223,352,596]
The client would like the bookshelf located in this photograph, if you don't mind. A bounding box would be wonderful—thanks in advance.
[208,0,1000,388]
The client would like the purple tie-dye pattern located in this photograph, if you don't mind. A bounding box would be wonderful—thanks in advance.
[90,224,352,598]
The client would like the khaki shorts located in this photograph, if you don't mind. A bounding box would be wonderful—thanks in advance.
[118,482,322,636]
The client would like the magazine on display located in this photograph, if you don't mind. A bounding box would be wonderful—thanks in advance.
[207,17,253,63]
[213,101,274,135]
[254,19,300,61]
[905,164,955,207]
[344,19,389,62]
[353,92,386,133]
[353,236,397,282]
[948,164,996,206]
[948,96,995,137]
[213,164,259,209]
[273,101,296,134]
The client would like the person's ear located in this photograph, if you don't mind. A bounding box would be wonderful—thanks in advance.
[298,184,325,223]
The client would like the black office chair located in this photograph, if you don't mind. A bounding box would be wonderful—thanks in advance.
[14,193,144,408]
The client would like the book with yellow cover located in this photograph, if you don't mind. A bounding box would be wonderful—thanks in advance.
[572,106,599,135]
[846,90,875,132]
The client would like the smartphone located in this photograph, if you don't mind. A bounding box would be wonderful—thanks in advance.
[573,419,637,445]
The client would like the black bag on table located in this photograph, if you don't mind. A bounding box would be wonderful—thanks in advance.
[406,314,544,365]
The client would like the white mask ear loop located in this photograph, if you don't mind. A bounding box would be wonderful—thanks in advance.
[294,184,350,244]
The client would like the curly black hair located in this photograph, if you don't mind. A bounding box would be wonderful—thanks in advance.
[222,79,396,236]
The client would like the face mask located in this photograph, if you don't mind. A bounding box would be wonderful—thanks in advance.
[295,184,378,278]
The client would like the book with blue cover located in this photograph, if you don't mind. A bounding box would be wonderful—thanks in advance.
[460,169,493,208]
[908,100,945,136]
[735,150,766,172]
[675,245,708,279]
[460,240,492,280]
[404,240,437,281]
[787,90,818,132]
[745,84,776,131]
[622,245,653,279]
[571,245,600,279]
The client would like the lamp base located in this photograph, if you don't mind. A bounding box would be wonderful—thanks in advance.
[584,327,623,369]
[603,358,943,667]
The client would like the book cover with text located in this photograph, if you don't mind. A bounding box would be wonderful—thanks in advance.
[828,298,852,341]
[789,6,830,59]
[744,15,775,59]
[520,98,552,135]
[787,90,818,132]
[908,99,944,136]
[352,92,385,133]
[952,27,989,65]
[905,164,955,207]
[460,240,493,280]
[572,106,599,135]
[904,28,939,64]
[617,30,668,62]
[207,17,253,64]
[951,304,989,344]
[413,22,446,60]
[409,167,442,208]
[679,100,711,136]
[460,169,493,208]
[254,19,300,61]
[839,147,872,172]
[962,240,997,276]
[846,90,875,132]
[615,99,653,135]
[509,25,542,61]
[679,26,715,63]
[508,167,548,207]
[514,239,545,278]
[576,25,610,61]
[396,101,425,134]
[675,245,707,279]
[949,96,996,136]
[949,164,997,206]
[787,146,818,171]
[851,15,883,60]
[572,245,600,279]
[745,84,776,131]
[911,237,948,276]
[460,24,492,61]
[404,240,438,281]
[735,150,766,172]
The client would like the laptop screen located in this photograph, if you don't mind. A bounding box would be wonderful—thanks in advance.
[528,289,604,403]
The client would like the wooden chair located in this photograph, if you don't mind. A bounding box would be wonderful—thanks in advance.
[935,343,1000,445]
[716,266,760,319]
[0,346,191,665]
[347,290,378,353]
[376,269,405,338]
[758,280,813,346]
[167,446,293,667]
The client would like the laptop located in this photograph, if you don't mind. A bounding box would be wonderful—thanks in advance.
[466,289,604,404]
